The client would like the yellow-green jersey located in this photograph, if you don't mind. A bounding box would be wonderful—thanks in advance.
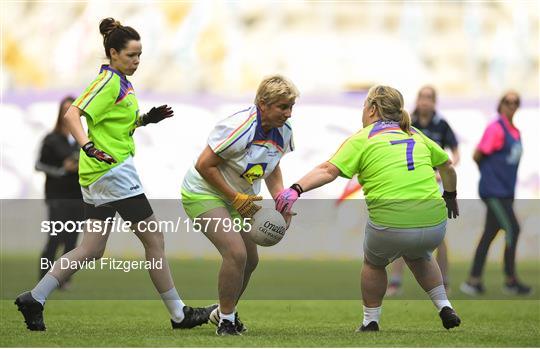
[329,120,449,228]
[73,65,139,186]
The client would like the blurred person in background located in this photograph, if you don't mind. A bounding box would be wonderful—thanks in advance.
[181,75,298,336]
[275,85,461,331]
[35,96,83,290]
[387,85,460,296]
[15,17,216,332]
[461,91,532,296]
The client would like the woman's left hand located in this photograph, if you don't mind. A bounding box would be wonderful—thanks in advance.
[442,191,459,219]
[139,105,174,126]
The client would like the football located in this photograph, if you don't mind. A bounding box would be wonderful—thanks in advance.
[248,208,287,247]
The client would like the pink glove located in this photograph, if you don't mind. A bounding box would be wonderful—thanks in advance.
[274,188,299,214]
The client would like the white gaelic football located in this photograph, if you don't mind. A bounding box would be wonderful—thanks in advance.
[248,208,287,247]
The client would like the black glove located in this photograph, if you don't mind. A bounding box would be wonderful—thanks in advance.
[82,142,116,164]
[138,105,174,126]
[442,191,459,219]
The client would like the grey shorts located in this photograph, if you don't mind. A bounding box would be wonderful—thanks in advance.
[81,156,144,207]
[363,220,446,267]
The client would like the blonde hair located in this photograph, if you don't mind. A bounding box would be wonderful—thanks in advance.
[366,85,411,135]
[254,75,299,107]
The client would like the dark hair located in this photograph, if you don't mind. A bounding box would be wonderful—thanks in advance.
[99,17,140,59]
[497,90,521,114]
[54,95,75,133]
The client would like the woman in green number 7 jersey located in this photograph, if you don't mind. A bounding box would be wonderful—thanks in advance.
[275,85,461,332]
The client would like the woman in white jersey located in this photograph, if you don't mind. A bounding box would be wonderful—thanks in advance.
[182,75,298,336]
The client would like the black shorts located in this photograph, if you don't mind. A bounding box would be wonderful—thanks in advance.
[83,194,153,224]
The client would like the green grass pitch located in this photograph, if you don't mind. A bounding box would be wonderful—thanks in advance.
[1,256,539,347]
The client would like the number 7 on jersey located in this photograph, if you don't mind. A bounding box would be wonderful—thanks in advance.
[390,139,416,170]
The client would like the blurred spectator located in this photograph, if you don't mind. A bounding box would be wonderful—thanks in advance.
[35,96,83,289]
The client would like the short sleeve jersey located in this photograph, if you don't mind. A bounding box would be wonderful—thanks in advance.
[73,65,139,186]
[329,120,448,228]
[182,105,294,199]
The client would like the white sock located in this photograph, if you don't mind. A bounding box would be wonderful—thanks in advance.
[427,284,452,311]
[160,288,186,323]
[219,311,235,324]
[362,305,382,326]
[31,274,59,305]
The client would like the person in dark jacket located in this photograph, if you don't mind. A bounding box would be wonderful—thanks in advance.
[36,96,84,288]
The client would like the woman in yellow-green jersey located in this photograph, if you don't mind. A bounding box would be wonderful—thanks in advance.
[15,17,215,332]
[275,85,461,332]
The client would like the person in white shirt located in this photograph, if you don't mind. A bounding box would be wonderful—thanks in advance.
[181,75,298,336]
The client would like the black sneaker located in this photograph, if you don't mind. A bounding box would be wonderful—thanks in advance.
[235,312,248,333]
[14,291,46,331]
[439,306,461,330]
[503,281,533,296]
[216,319,241,336]
[171,304,218,329]
[356,321,379,332]
[209,308,248,333]
[460,281,485,296]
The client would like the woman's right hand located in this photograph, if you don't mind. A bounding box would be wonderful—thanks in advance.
[82,142,116,164]
[231,193,262,218]
[274,188,299,214]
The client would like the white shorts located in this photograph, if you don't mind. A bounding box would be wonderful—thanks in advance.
[81,156,144,207]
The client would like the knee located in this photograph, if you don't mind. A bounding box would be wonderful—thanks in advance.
[77,238,106,260]
[140,232,165,253]
[363,257,387,270]
[223,247,247,269]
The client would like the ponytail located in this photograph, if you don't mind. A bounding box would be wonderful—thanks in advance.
[399,109,412,135]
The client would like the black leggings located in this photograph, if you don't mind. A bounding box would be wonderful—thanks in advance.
[40,200,84,279]
[470,198,521,278]
[83,193,153,223]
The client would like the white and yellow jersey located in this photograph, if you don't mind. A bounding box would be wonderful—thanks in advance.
[182,105,294,199]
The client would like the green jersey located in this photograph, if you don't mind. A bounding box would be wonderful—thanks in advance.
[329,120,449,228]
[73,65,139,186]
